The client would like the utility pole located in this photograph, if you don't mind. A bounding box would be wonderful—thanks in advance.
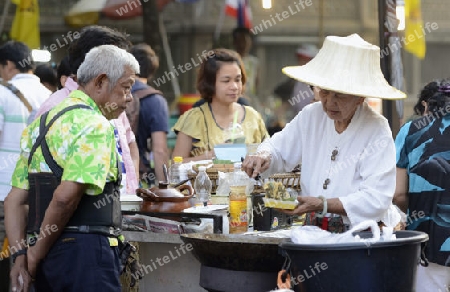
[378,0,394,129]
[140,0,177,104]
[141,0,162,57]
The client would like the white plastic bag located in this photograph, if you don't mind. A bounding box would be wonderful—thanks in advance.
[215,171,254,196]
[291,220,381,245]
[379,203,403,228]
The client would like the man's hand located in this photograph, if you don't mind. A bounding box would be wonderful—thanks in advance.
[242,152,271,178]
[279,197,346,217]
[10,256,32,292]
[5,187,30,291]
[279,196,323,216]
[26,247,40,278]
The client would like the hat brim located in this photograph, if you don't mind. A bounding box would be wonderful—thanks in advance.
[282,66,406,100]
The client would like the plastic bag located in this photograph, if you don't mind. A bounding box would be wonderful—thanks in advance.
[291,220,381,244]
[379,203,403,228]
[215,171,254,196]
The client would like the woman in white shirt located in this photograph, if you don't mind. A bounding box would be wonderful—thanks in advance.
[242,34,406,230]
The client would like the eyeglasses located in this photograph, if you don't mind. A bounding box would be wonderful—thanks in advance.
[323,148,339,189]
[315,87,355,99]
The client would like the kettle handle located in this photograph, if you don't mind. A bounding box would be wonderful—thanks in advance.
[136,188,159,200]
[178,184,194,198]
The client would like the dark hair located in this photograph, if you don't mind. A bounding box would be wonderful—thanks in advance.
[427,79,450,115]
[129,43,159,79]
[232,27,252,40]
[0,41,33,72]
[68,25,131,74]
[196,48,246,103]
[413,80,441,116]
[34,64,58,87]
[57,56,71,89]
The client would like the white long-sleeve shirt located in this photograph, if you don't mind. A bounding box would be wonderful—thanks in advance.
[258,101,396,227]
[0,74,51,200]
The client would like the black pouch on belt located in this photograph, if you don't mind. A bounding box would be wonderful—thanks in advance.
[118,239,143,287]
[118,239,134,274]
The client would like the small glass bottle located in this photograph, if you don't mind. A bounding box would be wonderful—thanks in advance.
[194,166,212,207]
[229,162,248,234]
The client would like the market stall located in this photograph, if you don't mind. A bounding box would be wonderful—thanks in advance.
[119,163,300,291]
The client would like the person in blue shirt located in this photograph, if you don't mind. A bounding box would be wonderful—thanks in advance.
[129,44,169,185]
[394,79,450,291]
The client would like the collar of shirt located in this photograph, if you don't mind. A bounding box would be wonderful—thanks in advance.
[68,90,103,116]
[11,73,41,83]
[65,77,79,92]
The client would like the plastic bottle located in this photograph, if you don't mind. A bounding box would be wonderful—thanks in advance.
[229,162,248,234]
[194,166,212,207]
[223,122,245,144]
[169,156,184,186]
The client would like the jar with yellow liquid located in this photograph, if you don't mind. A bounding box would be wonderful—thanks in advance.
[229,185,248,234]
[228,162,249,234]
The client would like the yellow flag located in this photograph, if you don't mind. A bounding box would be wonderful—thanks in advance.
[10,0,40,49]
[404,0,425,59]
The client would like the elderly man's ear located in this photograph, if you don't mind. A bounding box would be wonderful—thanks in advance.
[94,73,109,91]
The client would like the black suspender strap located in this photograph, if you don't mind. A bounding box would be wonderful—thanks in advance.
[28,105,92,178]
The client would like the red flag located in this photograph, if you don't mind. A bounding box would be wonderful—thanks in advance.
[225,0,252,28]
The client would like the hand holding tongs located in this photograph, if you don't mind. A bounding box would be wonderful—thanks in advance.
[241,156,262,186]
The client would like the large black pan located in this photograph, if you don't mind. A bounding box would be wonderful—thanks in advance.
[179,233,287,272]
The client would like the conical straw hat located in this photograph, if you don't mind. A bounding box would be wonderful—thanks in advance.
[283,34,406,100]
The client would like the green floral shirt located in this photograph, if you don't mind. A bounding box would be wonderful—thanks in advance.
[11,90,118,195]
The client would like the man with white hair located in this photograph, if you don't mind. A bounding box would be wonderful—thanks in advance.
[4,45,139,292]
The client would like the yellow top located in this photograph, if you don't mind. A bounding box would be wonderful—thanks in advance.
[173,103,269,157]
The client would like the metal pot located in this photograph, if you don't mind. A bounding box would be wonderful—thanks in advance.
[179,233,287,272]
[136,182,194,213]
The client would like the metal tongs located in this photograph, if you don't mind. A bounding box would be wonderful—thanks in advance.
[163,164,169,183]
[241,156,262,187]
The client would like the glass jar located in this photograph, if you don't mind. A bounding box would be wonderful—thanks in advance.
[229,185,248,234]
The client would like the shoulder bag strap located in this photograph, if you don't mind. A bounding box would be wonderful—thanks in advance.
[0,81,33,112]
[28,105,92,178]
[133,86,162,100]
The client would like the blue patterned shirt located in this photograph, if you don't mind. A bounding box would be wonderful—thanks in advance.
[396,114,450,266]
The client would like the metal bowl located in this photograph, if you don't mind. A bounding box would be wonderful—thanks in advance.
[179,233,287,272]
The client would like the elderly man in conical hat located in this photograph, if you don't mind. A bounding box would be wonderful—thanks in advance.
[243,34,406,232]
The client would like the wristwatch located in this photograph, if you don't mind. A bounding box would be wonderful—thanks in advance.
[11,248,28,263]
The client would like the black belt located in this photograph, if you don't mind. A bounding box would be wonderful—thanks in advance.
[64,225,119,237]
[26,226,119,247]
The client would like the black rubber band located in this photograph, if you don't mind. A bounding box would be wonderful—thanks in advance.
[12,248,28,263]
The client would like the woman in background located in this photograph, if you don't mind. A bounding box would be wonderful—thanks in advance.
[394,79,450,291]
[172,48,268,162]
[406,80,441,122]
